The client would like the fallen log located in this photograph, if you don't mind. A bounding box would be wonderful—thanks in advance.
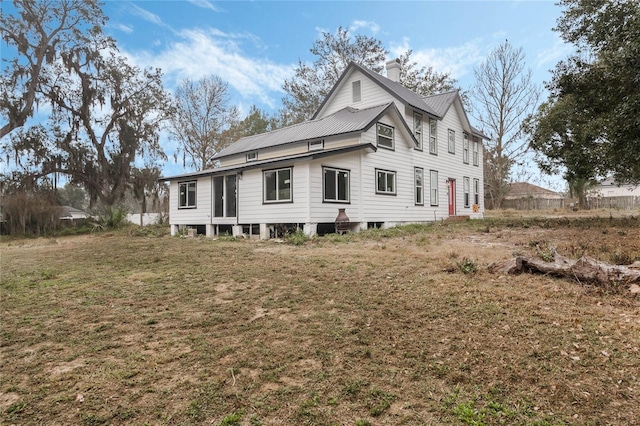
[488,253,640,293]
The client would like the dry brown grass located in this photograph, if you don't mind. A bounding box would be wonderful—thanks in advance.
[1,215,639,425]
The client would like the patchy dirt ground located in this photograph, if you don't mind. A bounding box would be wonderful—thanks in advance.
[1,214,639,425]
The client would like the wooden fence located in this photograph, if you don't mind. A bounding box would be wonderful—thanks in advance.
[501,196,640,211]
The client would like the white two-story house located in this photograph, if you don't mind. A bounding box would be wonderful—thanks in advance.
[162,59,486,238]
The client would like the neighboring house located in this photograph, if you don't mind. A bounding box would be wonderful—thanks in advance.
[162,59,486,238]
[60,206,90,220]
[591,178,640,197]
[504,182,563,200]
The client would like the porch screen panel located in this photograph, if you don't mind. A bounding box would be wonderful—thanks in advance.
[214,176,224,217]
[225,175,237,217]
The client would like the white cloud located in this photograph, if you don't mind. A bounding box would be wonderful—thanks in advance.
[109,23,134,34]
[350,20,380,35]
[390,38,488,83]
[535,36,574,71]
[187,0,220,12]
[130,4,165,27]
[124,28,294,109]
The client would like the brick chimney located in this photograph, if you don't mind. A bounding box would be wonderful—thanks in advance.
[385,58,401,82]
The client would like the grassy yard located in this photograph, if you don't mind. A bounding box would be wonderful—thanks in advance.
[1,215,639,425]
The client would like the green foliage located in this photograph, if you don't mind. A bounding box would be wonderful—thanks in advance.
[98,207,128,230]
[537,0,640,184]
[219,412,243,426]
[456,257,478,274]
[284,229,310,245]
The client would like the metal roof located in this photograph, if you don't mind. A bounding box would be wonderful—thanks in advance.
[214,103,393,160]
[160,143,377,181]
[422,90,459,117]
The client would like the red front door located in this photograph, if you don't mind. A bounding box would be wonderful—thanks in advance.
[448,179,456,216]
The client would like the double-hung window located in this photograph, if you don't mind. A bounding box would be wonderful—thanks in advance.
[430,170,439,206]
[376,123,394,150]
[448,129,456,154]
[473,178,480,205]
[473,138,479,166]
[178,181,196,209]
[376,169,396,195]
[463,177,470,208]
[429,119,437,154]
[463,133,469,164]
[264,167,292,203]
[413,112,423,150]
[415,167,424,205]
[323,167,350,203]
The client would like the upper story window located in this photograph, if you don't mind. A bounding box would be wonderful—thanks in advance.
[413,112,423,150]
[309,140,324,151]
[323,167,350,203]
[178,181,197,209]
[264,167,292,203]
[473,138,479,166]
[246,151,258,162]
[376,123,394,150]
[429,119,437,155]
[352,80,361,103]
[448,129,456,154]
[463,133,469,164]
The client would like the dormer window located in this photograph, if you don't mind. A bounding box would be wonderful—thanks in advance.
[352,80,361,103]
[246,151,258,162]
[308,140,324,151]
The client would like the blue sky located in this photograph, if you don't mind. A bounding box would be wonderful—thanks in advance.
[103,0,570,116]
[4,0,574,188]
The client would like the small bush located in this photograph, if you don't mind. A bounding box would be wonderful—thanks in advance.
[284,229,309,245]
[457,257,477,274]
[98,207,128,230]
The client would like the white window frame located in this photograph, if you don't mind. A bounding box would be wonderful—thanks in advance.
[263,167,292,203]
[376,123,394,150]
[429,119,437,155]
[473,138,479,166]
[376,169,396,195]
[463,133,469,164]
[430,170,439,206]
[246,151,258,162]
[415,167,424,205]
[352,80,361,103]
[473,178,480,206]
[178,181,197,209]
[413,112,423,150]
[323,167,350,203]
[448,129,456,154]
[463,177,470,208]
